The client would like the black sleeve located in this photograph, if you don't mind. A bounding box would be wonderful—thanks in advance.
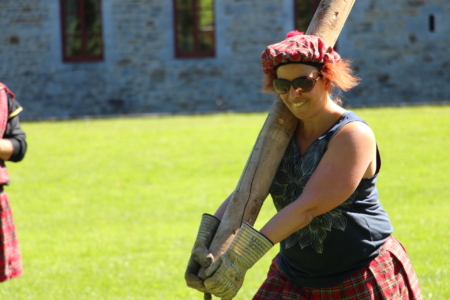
[3,93,27,162]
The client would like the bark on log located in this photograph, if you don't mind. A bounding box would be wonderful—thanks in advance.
[207,0,356,269]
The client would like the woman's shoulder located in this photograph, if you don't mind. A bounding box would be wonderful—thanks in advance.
[324,111,372,141]
[328,111,376,151]
[340,110,366,124]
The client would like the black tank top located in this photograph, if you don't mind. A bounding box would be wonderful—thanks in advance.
[269,111,393,288]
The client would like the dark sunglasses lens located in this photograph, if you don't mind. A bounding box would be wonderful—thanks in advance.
[292,77,315,92]
[273,79,290,94]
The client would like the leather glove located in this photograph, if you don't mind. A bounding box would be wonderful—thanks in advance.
[185,213,221,293]
[204,222,274,299]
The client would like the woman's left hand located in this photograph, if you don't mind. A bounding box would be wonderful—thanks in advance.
[204,222,273,299]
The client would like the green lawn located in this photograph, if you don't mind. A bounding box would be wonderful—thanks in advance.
[0,106,449,299]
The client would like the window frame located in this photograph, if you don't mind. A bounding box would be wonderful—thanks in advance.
[173,0,216,58]
[59,0,104,63]
[293,0,320,33]
[293,0,338,50]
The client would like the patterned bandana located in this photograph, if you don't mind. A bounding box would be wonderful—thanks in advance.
[261,30,341,75]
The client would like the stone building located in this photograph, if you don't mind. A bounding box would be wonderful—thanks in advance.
[1,0,449,120]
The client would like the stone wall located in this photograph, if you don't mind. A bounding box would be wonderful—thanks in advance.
[339,0,450,107]
[0,0,449,120]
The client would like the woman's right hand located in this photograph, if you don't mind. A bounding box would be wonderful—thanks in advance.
[185,242,215,292]
[185,214,220,293]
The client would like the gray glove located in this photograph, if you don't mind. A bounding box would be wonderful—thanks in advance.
[185,213,221,293]
[204,222,274,299]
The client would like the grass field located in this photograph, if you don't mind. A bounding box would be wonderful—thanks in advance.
[0,106,449,299]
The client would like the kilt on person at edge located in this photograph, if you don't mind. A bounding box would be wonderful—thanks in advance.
[185,31,422,300]
[0,83,27,282]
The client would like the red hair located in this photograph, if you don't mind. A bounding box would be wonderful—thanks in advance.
[261,59,360,105]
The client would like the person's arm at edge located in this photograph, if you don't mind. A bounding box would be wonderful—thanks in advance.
[0,139,14,161]
[1,94,27,162]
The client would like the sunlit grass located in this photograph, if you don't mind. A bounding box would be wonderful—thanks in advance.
[0,106,448,299]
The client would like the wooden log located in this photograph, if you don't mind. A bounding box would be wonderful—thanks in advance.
[206,0,356,275]
[208,98,298,257]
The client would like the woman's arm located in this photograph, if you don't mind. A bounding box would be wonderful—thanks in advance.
[2,94,27,162]
[0,139,14,161]
[260,121,377,244]
[214,194,232,220]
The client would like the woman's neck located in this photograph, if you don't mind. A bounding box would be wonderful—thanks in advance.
[297,99,345,140]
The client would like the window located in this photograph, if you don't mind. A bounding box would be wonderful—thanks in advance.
[294,0,320,32]
[60,0,104,62]
[294,0,338,50]
[429,15,435,32]
[173,0,215,58]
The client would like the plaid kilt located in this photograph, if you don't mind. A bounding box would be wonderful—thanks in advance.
[0,191,22,282]
[253,236,422,300]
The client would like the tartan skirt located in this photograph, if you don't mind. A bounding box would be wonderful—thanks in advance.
[0,191,22,282]
[253,236,422,300]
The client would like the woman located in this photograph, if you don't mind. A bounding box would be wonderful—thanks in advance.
[185,31,422,299]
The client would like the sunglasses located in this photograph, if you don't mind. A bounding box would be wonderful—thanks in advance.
[273,75,321,94]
